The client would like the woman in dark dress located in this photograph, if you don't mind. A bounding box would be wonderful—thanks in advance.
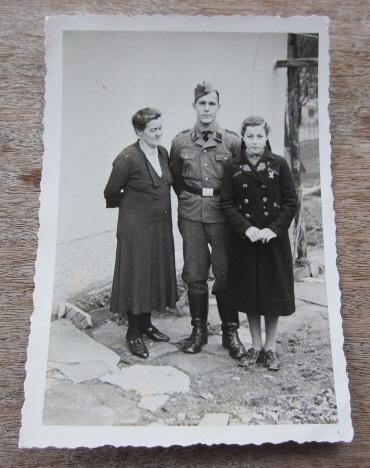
[104,108,178,359]
[220,116,298,371]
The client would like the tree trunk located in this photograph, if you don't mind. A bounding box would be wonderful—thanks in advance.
[287,34,308,264]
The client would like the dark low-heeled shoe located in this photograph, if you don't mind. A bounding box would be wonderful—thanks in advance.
[264,350,280,371]
[141,325,170,342]
[238,347,262,369]
[126,336,149,359]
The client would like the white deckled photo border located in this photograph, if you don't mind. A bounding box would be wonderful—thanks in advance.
[20,14,353,448]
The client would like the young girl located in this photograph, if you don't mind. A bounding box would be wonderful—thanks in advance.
[220,116,298,370]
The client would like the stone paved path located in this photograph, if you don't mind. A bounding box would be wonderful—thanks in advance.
[44,279,338,427]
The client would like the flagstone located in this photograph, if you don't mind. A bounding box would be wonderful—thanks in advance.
[43,381,140,425]
[48,320,119,374]
[51,360,111,384]
[100,364,190,396]
[295,280,327,307]
[139,394,169,412]
[158,351,230,376]
[90,320,124,349]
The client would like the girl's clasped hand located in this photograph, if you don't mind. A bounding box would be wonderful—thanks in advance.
[245,226,277,244]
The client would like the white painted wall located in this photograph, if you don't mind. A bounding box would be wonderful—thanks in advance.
[52,31,288,310]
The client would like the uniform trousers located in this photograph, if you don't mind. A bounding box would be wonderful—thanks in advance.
[178,217,230,296]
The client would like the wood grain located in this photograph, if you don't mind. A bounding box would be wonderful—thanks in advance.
[1,1,369,466]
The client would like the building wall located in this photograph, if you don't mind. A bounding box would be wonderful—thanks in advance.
[52,31,288,311]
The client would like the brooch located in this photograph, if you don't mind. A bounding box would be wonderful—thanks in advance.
[268,169,278,179]
[256,162,266,172]
[241,164,252,173]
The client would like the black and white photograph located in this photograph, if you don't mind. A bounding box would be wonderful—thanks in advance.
[20,15,352,447]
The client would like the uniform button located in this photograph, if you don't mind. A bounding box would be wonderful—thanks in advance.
[243,183,248,188]
[203,149,207,152]
[164,210,168,214]
[262,197,268,202]
[264,211,269,216]
[205,177,209,181]
[245,213,250,218]
[261,184,266,189]
[204,163,208,167]
[244,198,249,204]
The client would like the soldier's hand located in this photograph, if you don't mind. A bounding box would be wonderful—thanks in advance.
[259,228,277,244]
[245,226,261,243]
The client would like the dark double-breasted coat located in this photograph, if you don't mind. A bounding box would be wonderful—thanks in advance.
[220,147,298,316]
[104,141,178,316]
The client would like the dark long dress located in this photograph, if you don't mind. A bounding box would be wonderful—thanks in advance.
[104,141,178,316]
[220,147,298,316]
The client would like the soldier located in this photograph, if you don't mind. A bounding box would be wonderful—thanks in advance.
[170,81,247,361]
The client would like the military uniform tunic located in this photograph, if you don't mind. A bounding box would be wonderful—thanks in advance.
[170,125,240,223]
[220,147,298,315]
[170,125,240,294]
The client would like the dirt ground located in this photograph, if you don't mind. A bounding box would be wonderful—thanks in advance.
[58,274,337,428]
[152,308,337,427]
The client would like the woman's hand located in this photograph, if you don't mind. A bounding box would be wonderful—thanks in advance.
[259,228,277,244]
[245,226,261,242]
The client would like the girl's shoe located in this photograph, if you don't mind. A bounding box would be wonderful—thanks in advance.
[264,350,280,371]
[238,347,262,369]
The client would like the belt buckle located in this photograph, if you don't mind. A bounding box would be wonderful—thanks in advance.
[202,188,214,197]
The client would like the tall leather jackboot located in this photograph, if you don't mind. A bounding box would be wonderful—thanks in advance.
[216,292,247,360]
[181,292,209,354]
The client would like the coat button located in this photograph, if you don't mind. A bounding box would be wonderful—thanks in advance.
[262,196,268,202]
[164,210,168,214]
[243,183,248,188]
[261,184,266,189]
[204,163,208,167]
[203,149,207,152]
[245,213,250,218]
[264,211,269,216]
[244,198,249,204]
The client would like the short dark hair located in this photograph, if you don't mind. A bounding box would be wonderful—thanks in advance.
[131,107,161,133]
[241,115,270,138]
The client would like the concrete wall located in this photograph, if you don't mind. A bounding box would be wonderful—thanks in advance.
[52,31,288,310]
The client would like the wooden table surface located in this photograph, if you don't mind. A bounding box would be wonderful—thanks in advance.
[1,1,369,466]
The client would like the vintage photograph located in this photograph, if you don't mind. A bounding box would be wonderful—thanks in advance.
[20,15,352,447]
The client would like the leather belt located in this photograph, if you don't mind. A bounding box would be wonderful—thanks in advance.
[184,184,220,197]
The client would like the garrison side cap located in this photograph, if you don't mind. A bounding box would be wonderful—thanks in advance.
[194,81,219,103]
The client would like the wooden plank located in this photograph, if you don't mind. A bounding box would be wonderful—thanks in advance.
[276,58,319,68]
[1,1,369,466]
